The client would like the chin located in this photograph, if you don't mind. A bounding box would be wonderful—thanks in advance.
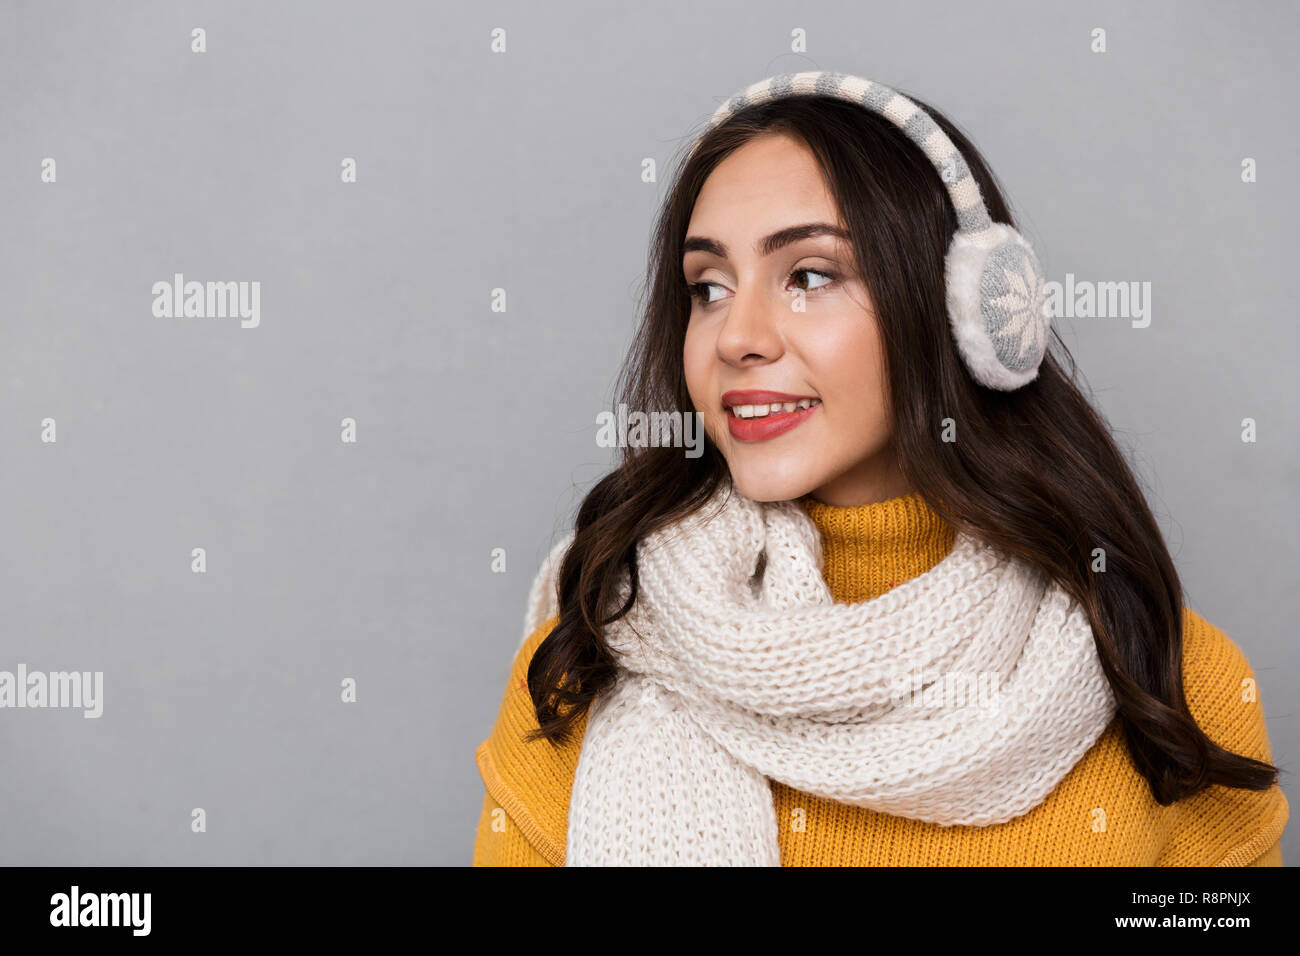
[726,462,821,503]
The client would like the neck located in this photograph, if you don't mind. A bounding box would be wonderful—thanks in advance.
[800,491,955,603]
[808,446,913,506]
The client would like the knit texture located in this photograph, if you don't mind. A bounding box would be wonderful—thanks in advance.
[474,492,1288,866]
[562,482,1116,865]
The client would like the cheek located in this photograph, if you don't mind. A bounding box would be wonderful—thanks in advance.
[683,324,732,449]
[682,324,713,407]
[806,313,889,429]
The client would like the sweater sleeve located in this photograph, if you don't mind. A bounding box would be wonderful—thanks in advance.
[1156,609,1289,866]
[1246,836,1283,867]
[471,614,578,867]
[472,789,555,866]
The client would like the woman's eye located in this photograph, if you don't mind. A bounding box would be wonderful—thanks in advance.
[788,267,836,294]
[686,268,835,306]
[687,281,727,305]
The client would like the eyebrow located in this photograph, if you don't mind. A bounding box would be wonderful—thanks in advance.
[682,222,851,260]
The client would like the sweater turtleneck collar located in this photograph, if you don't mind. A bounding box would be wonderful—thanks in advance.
[798,491,956,605]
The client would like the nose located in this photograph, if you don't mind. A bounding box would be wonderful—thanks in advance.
[714,279,787,367]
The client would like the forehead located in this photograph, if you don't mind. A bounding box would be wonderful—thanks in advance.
[687,134,840,237]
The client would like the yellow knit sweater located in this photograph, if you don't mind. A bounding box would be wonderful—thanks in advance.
[473,492,1288,865]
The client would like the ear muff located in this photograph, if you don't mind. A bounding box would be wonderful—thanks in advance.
[687,71,1051,391]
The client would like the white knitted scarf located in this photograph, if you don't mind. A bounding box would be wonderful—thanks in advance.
[522,483,1117,866]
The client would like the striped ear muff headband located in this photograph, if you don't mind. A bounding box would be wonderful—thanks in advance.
[688,71,1051,391]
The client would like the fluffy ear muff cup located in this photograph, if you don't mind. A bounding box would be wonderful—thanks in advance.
[945,222,1051,391]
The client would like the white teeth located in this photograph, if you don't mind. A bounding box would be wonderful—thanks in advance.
[728,398,821,419]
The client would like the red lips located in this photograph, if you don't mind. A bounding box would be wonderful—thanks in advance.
[721,390,821,443]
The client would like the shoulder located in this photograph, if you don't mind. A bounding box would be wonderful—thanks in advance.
[1179,607,1277,763]
[1164,608,1289,865]
[474,613,587,866]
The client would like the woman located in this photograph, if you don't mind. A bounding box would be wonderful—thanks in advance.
[473,72,1287,866]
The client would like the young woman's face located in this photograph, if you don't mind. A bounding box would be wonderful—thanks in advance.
[682,132,910,506]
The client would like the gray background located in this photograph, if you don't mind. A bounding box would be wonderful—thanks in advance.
[0,0,1294,865]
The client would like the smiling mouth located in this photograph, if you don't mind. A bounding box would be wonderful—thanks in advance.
[727,397,821,419]
[719,390,823,443]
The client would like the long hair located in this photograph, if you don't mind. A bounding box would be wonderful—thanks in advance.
[525,92,1278,803]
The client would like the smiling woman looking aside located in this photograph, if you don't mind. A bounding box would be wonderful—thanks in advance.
[473,73,1287,867]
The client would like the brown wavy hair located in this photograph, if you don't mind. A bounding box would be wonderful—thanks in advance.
[524,91,1278,804]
